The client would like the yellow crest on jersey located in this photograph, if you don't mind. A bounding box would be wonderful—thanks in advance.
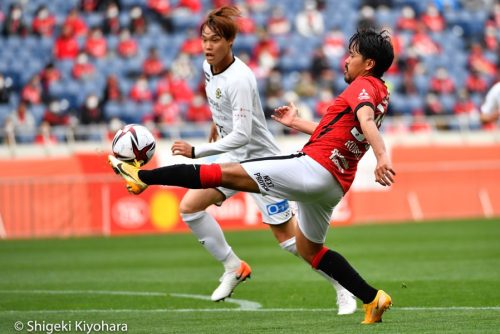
[215,88,222,99]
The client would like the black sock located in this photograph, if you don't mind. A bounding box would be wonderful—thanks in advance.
[316,249,378,304]
[138,164,202,188]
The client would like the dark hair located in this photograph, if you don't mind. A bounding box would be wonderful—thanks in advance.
[348,29,394,78]
[200,6,240,41]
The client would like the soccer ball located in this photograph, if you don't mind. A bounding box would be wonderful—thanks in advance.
[111,124,156,166]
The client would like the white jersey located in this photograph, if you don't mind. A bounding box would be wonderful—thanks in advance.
[195,57,280,161]
[481,82,500,116]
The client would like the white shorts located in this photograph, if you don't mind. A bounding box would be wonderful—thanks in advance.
[241,153,345,244]
[204,154,293,225]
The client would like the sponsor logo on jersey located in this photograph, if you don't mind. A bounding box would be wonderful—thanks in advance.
[254,172,274,191]
[329,149,349,173]
[266,200,289,216]
[358,88,370,100]
[215,88,222,99]
[345,140,363,160]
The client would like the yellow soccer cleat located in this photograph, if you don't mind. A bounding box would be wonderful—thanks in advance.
[108,155,148,195]
[362,290,392,324]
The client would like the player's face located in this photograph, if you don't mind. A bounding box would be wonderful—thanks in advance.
[343,48,371,83]
[201,26,233,71]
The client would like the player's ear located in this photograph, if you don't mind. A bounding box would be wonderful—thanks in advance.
[365,58,375,72]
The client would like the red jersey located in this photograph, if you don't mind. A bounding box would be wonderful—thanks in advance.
[302,76,389,193]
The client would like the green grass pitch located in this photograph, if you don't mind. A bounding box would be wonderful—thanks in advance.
[1,218,499,333]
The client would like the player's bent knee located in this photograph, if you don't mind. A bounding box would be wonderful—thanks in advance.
[181,211,207,224]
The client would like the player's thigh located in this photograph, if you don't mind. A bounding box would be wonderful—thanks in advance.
[296,201,335,245]
[179,188,226,213]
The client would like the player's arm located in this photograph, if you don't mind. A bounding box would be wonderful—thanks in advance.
[357,105,395,187]
[272,102,318,135]
[171,124,218,158]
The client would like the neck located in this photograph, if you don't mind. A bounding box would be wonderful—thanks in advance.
[212,52,234,74]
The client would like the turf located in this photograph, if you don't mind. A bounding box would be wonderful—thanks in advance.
[1,218,499,333]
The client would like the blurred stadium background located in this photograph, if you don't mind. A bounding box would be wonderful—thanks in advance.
[0,0,499,238]
[0,1,500,333]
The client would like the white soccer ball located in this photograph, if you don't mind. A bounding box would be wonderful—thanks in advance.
[112,124,156,166]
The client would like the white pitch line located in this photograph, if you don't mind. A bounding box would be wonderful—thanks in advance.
[170,293,262,310]
[2,307,500,314]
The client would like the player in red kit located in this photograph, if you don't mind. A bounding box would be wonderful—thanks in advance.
[109,29,395,325]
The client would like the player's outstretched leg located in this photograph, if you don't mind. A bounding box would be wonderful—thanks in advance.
[108,155,148,194]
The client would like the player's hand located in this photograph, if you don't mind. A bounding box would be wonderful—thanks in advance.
[171,141,193,158]
[374,156,396,187]
[272,102,299,127]
[208,123,218,143]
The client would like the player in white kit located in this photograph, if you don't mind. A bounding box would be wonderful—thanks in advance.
[167,6,356,312]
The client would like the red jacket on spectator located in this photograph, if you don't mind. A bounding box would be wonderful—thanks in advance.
[143,50,165,77]
[130,76,153,102]
[117,30,138,58]
[54,26,80,60]
[148,0,171,15]
[177,0,202,13]
[186,94,211,122]
[63,8,88,37]
[72,53,95,80]
[85,28,107,58]
[180,31,203,55]
[153,93,181,124]
[32,8,56,37]
[21,76,43,105]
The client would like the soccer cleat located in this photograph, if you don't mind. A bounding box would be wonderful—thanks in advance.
[108,155,148,194]
[336,287,357,315]
[361,290,392,324]
[211,261,252,301]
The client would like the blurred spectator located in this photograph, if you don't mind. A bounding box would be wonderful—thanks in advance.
[236,4,256,34]
[396,5,418,32]
[357,5,377,30]
[411,23,441,56]
[102,3,121,35]
[85,27,108,58]
[35,121,58,145]
[267,6,291,36]
[72,52,96,80]
[252,30,279,78]
[54,25,80,60]
[322,27,345,59]
[466,69,488,94]
[80,0,100,12]
[430,67,455,95]
[168,73,194,103]
[310,47,330,80]
[39,63,61,100]
[31,5,56,37]
[4,102,36,143]
[143,47,165,78]
[2,4,28,37]
[175,0,202,14]
[180,29,203,56]
[103,74,123,104]
[453,89,479,115]
[129,75,153,102]
[147,0,173,33]
[421,3,446,32]
[409,110,432,133]
[43,100,71,126]
[264,68,284,99]
[117,28,138,58]
[247,0,269,13]
[152,92,181,124]
[316,68,337,92]
[483,23,497,52]
[129,6,148,35]
[80,94,105,124]
[295,0,325,37]
[0,73,13,104]
[468,43,497,77]
[171,52,196,80]
[361,0,393,9]
[315,88,335,117]
[185,93,211,122]
[294,71,317,98]
[21,75,43,105]
[63,8,88,38]
[424,92,445,116]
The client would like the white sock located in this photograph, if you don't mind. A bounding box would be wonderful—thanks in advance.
[280,236,298,256]
[181,211,240,271]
